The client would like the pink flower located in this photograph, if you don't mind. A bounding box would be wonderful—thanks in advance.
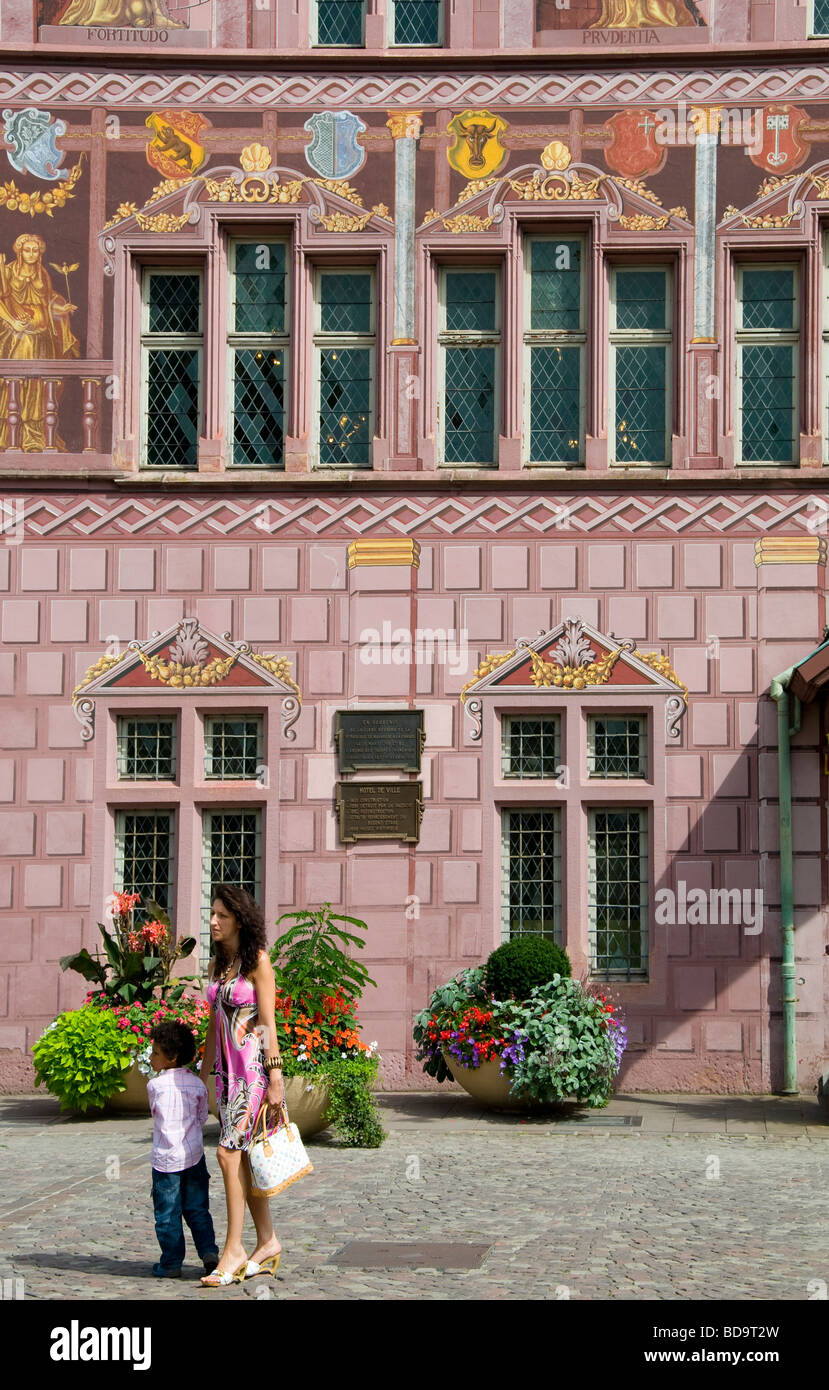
[131,1025,141,1034]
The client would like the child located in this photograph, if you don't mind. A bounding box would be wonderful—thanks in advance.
[147,1020,219,1279]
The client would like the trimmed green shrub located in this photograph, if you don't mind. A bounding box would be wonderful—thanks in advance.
[483,936,571,1000]
[32,1008,134,1112]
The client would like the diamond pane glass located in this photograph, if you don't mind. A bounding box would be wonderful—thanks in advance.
[614,269,667,331]
[394,0,441,42]
[588,717,647,778]
[117,718,176,780]
[205,717,263,780]
[741,268,795,330]
[320,273,372,333]
[233,349,285,467]
[317,0,364,43]
[444,347,495,463]
[148,273,200,334]
[741,344,795,462]
[530,345,581,462]
[502,808,561,943]
[201,810,262,958]
[146,349,200,468]
[816,0,829,31]
[503,716,560,778]
[445,272,497,333]
[614,345,667,462]
[233,242,286,334]
[319,348,371,465]
[115,811,174,920]
[589,809,648,979]
[530,240,581,332]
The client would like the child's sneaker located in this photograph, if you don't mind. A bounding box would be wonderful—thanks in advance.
[152,1263,182,1278]
[202,1254,219,1275]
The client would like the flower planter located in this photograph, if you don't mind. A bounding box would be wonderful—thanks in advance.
[442,1051,580,1113]
[207,1073,333,1140]
[105,1061,150,1113]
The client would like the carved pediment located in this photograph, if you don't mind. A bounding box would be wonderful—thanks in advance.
[460,617,688,741]
[718,158,829,231]
[72,617,302,742]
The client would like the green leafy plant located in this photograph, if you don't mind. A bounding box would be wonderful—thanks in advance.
[32,1008,134,1112]
[287,1053,385,1148]
[412,967,491,1082]
[270,904,376,1015]
[483,936,571,1000]
[60,891,199,1006]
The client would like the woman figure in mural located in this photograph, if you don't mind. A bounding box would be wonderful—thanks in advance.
[56,0,186,27]
[0,233,79,453]
[591,0,703,25]
[200,885,285,1287]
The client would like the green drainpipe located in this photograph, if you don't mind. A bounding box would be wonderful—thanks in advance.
[769,667,802,1095]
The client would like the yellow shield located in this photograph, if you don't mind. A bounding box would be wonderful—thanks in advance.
[446,110,508,180]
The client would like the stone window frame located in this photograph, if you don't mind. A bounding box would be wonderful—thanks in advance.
[387,0,445,47]
[140,266,204,470]
[311,0,367,47]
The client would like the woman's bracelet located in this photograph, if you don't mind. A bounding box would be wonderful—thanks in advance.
[263,1056,283,1072]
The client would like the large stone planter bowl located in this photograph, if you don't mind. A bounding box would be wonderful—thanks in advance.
[207,1073,333,1140]
[442,1051,580,1114]
[105,1062,150,1113]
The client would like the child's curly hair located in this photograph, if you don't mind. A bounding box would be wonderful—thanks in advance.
[151,1019,196,1067]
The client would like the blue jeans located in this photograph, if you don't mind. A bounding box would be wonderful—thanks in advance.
[151,1155,218,1271]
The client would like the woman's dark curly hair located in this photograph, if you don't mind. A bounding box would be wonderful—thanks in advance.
[209,884,268,981]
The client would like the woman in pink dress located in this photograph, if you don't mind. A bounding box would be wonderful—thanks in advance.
[199,884,285,1286]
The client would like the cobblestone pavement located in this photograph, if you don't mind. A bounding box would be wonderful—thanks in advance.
[1,1093,827,1301]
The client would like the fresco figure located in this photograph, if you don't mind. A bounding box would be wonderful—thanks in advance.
[56,0,186,27]
[591,0,703,25]
[0,234,79,452]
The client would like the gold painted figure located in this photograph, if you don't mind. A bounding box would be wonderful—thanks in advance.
[591,0,700,25]
[0,234,79,452]
[57,0,186,27]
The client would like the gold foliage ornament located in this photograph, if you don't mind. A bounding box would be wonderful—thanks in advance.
[0,155,84,218]
[73,651,126,702]
[249,652,303,703]
[460,649,516,702]
[527,646,623,690]
[135,649,239,688]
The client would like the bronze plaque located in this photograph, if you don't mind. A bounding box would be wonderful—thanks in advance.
[336,781,423,843]
[336,709,425,774]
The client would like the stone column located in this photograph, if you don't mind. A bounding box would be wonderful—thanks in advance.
[688,106,722,469]
[386,111,423,470]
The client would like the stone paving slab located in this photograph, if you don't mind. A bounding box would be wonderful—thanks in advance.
[0,1092,827,1301]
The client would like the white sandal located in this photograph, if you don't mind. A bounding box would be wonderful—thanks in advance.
[200,1260,249,1287]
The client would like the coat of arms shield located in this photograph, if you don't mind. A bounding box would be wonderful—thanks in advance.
[1,108,68,182]
[304,111,367,180]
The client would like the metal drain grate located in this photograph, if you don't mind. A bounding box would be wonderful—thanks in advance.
[555,1114,643,1128]
[329,1241,492,1269]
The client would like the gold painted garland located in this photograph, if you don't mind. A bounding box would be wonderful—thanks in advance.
[0,156,84,219]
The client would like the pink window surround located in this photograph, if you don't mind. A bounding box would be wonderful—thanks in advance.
[479,691,670,1006]
[110,208,394,474]
[89,696,282,940]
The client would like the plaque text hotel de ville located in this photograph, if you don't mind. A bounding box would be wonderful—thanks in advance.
[336,781,424,844]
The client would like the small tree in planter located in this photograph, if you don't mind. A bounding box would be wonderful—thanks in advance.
[60,891,199,1006]
[269,905,386,1147]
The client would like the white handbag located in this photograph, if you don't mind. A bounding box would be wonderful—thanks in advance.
[247,1099,314,1198]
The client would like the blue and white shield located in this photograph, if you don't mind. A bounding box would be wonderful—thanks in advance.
[2,108,68,182]
[304,111,367,180]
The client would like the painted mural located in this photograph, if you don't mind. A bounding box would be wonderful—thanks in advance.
[0,232,79,450]
[536,0,707,32]
[54,0,187,25]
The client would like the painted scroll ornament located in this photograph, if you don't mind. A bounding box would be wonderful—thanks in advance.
[304,111,367,180]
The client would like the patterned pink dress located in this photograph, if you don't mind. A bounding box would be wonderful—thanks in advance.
[207,970,268,1151]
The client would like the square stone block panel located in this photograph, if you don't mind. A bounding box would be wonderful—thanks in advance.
[262,547,300,590]
[463,597,503,640]
[40,916,84,961]
[636,544,673,588]
[20,547,59,591]
[701,805,740,852]
[0,760,14,802]
[215,548,252,592]
[73,863,91,908]
[692,702,728,746]
[0,918,32,963]
[512,596,552,640]
[726,966,763,1012]
[49,599,88,643]
[441,755,479,799]
[444,546,481,591]
[719,647,754,693]
[414,860,432,905]
[491,546,529,590]
[701,921,741,957]
[26,652,64,696]
[166,548,203,590]
[418,807,452,853]
[705,596,744,640]
[441,860,478,902]
[732,543,757,588]
[588,544,625,589]
[304,860,343,904]
[417,597,456,631]
[361,914,407,959]
[412,914,450,955]
[673,646,709,694]
[0,549,9,591]
[0,709,36,748]
[24,864,62,907]
[349,857,410,907]
[351,650,410,698]
[305,754,338,800]
[654,1019,694,1051]
[657,596,696,639]
[2,599,39,643]
[13,964,58,1017]
[0,652,14,696]
[460,808,482,852]
[423,703,454,748]
[676,966,717,1010]
[361,963,408,1011]
[666,755,702,797]
[98,600,136,642]
[608,596,647,640]
[667,922,689,957]
[704,1020,743,1052]
[667,805,690,852]
[70,549,107,591]
[118,548,156,590]
[561,596,599,627]
[279,809,316,852]
[0,865,13,907]
[0,812,34,856]
[148,599,185,633]
[47,706,84,749]
[712,752,751,798]
[540,546,576,590]
[759,591,819,641]
[242,597,280,641]
[289,596,329,643]
[309,545,348,590]
[684,544,722,588]
[45,811,85,856]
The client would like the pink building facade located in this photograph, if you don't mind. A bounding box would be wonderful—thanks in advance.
[1,0,828,1093]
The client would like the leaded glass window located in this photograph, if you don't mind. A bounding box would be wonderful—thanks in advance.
[117,717,177,781]
[114,810,175,920]
[393,0,442,44]
[439,268,499,465]
[201,809,262,959]
[314,269,374,468]
[525,238,585,465]
[229,240,288,468]
[588,808,648,979]
[813,0,829,33]
[142,270,202,469]
[737,265,798,465]
[610,266,672,465]
[316,0,365,45]
[587,716,647,778]
[204,716,263,780]
[502,716,561,779]
[502,808,562,943]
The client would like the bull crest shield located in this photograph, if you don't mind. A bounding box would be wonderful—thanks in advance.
[304,111,367,180]
[446,109,508,180]
[1,108,68,182]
